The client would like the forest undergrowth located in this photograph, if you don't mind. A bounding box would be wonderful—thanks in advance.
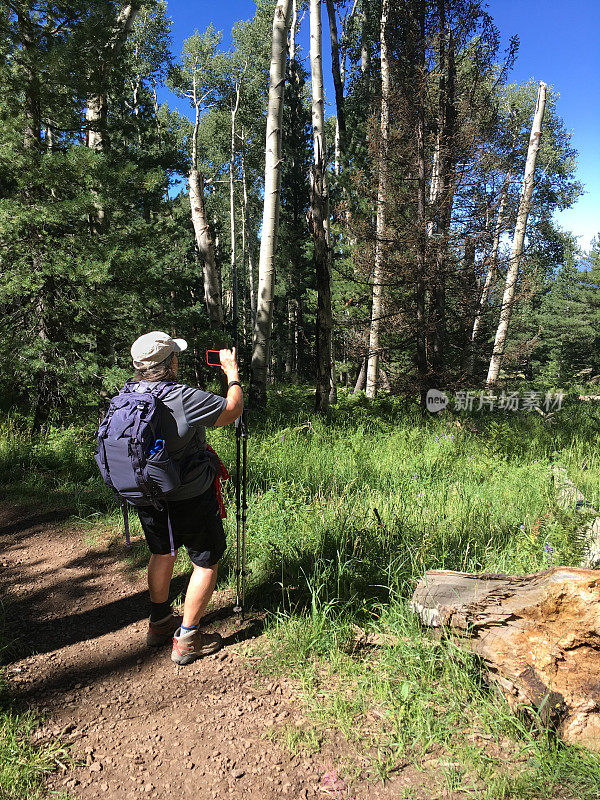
[1,387,600,798]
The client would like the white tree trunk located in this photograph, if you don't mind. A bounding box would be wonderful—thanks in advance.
[365,0,390,399]
[289,0,297,60]
[250,0,292,406]
[310,0,333,413]
[426,137,441,239]
[241,144,256,325]
[467,172,511,375]
[188,71,224,330]
[230,84,241,345]
[86,2,139,152]
[360,4,369,76]
[487,82,546,387]
[189,169,224,329]
[310,0,330,243]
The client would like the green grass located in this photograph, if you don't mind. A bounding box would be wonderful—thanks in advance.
[2,387,600,797]
[0,701,72,800]
[258,597,600,798]
[0,611,74,800]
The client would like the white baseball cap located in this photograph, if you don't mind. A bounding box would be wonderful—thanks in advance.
[130,331,188,369]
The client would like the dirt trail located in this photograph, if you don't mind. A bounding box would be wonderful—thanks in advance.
[2,506,410,800]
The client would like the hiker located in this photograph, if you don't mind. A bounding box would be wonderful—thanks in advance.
[130,331,243,665]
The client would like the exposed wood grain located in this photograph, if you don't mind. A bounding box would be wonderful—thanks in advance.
[411,567,600,750]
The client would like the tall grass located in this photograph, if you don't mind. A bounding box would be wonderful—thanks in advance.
[211,393,596,610]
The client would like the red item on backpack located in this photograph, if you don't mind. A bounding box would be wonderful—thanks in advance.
[206,445,230,518]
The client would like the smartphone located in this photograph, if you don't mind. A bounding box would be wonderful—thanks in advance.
[206,350,221,367]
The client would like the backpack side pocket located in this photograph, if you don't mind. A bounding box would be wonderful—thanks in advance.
[144,441,181,495]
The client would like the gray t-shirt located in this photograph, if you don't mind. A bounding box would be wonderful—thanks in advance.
[134,381,227,501]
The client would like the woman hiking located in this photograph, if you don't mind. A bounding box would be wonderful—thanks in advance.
[128,331,243,665]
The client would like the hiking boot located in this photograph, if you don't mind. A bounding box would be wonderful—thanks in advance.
[171,628,223,665]
[147,613,182,647]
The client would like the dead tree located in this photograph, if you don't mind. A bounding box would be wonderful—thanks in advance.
[486,82,547,387]
[411,567,600,751]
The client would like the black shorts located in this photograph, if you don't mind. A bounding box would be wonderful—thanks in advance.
[136,486,226,568]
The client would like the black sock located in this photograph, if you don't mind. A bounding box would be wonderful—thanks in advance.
[150,600,171,622]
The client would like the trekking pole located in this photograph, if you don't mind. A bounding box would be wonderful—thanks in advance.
[233,409,248,618]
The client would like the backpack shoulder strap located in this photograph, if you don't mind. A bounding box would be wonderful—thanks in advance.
[152,381,177,400]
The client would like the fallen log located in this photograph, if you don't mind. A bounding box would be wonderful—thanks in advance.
[410,567,600,751]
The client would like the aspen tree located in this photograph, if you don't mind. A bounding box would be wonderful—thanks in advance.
[365,0,390,399]
[309,0,333,412]
[486,82,547,387]
[241,140,256,325]
[230,81,242,345]
[86,2,140,234]
[171,30,226,330]
[189,77,224,329]
[467,172,511,375]
[250,0,292,406]
[86,3,140,154]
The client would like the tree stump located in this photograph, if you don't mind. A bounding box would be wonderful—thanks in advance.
[410,567,600,751]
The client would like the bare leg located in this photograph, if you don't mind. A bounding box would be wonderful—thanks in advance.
[182,562,219,628]
[148,553,177,603]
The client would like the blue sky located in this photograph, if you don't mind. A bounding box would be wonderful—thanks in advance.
[158,0,599,250]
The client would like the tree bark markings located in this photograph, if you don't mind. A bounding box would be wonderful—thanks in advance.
[250,0,293,406]
[365,0,390,399]
[310,0,333,413]
[487,82,547,387]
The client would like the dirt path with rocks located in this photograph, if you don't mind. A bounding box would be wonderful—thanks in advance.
[2,505,420,800]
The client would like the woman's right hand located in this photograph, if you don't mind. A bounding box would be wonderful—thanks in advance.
[219,348,239,380]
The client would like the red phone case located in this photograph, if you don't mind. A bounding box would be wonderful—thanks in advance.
[206,350,221,366]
